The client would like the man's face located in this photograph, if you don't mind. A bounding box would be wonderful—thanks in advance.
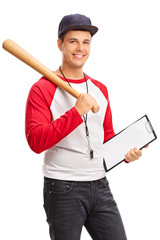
[58,30,91,70]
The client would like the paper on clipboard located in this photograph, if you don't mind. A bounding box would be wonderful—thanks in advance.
[103,115,157,172]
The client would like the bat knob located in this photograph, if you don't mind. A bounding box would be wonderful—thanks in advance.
[92,104,100,113]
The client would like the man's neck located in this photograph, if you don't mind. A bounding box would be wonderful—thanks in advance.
[55,66,84,80]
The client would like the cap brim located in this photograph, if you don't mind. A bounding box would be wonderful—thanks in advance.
[59,24,98,37]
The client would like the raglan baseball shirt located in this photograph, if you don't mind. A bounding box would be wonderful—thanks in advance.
[25,74,115,181]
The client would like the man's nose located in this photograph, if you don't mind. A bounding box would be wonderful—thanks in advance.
[76,42,84,51]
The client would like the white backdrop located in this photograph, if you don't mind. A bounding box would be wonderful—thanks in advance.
[0,0,160,239]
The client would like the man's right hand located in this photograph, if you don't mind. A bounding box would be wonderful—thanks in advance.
[75,93,97,116]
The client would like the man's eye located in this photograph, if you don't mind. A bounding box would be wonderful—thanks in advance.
[70,40,76,43]
[84,41,90,45]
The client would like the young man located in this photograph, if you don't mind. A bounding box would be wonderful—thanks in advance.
[25,14,144,240]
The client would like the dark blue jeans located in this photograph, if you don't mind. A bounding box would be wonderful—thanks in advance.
[43,177,127,240]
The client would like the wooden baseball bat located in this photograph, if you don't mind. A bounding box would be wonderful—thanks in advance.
[2,39,100,113]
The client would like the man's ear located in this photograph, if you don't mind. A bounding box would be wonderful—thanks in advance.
[57,38,62,51]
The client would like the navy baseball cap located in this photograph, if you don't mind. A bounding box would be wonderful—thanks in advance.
[58,14,98,38]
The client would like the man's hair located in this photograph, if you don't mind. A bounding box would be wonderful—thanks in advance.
[59,32,66,43]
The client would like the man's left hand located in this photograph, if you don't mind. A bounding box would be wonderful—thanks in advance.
[125,145,149,163]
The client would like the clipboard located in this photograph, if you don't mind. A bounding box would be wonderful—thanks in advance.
[103,115,157,172]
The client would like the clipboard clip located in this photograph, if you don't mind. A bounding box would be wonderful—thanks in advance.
[145,121,153,134]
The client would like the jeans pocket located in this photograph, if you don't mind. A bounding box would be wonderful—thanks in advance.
[102,177,109,188]
[51,179,74,195]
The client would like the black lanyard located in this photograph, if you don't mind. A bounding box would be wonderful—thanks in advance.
[59,66,94,159]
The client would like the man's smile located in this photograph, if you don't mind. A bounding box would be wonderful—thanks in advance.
[72,54,85,59]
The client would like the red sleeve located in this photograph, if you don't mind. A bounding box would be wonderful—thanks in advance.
[89,77,115,142]
[25,78,83,154]
[103,98,115,142]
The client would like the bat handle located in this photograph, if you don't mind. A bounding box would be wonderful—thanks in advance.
[92,104,100,113]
